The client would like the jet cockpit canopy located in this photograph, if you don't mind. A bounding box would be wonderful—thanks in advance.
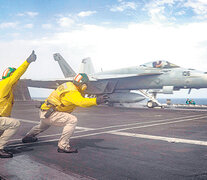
[140,60,180,69]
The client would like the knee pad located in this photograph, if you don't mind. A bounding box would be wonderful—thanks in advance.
[13,119,21,128]
[68,115,77,124]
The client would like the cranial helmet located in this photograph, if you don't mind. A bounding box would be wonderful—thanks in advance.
[73,73,89,87]
[2,67,16,79]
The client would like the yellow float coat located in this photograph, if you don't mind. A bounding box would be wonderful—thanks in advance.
[0,61,29,117]
[41,82,97,113]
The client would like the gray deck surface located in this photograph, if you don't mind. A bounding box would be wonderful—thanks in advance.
[1,101,207,180]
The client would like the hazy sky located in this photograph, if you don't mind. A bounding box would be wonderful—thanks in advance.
[1,0,207,98]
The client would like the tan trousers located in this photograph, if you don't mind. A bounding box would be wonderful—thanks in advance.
[26,111,77,149]
[0,117,20,149]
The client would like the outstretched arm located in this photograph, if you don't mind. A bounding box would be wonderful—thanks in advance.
[63,91,97,107]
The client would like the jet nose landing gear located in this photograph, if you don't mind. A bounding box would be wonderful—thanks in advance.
[147,100,162,108]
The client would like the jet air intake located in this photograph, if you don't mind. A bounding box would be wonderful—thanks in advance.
[107,92,145,103]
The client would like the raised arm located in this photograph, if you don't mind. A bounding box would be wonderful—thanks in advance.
[9,50,36,85]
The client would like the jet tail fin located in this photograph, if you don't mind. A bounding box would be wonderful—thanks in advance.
[79,57,95,75]
[53,53,76,78]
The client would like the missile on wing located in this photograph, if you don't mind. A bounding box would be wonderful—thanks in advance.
[107,92,145,103]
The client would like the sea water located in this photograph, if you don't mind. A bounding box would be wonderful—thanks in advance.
[158,98,207,105]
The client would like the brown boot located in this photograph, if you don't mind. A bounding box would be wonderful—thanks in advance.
[0,149,13,158]
[22,136,38,143]
[57,147,78,153]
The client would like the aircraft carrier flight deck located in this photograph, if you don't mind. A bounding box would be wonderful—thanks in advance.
[1,101,207,180]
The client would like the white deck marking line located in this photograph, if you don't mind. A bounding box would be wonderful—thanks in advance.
[82,114,205,131]
[108,115,206,133]
[16,118,93,131]
[110,131,207,146]
[7,132,113,147]
[16,119,39,124]
[17,114,205,131]
[7,115,207,147]
[10,114,205,142]
[9,129,91,142]
[76,127,94,130]
[168,108,207,112]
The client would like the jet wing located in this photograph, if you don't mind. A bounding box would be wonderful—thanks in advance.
[24,79,68,89]
[24,72,162,94]
[24,79,117,95]
[91,72,163,80]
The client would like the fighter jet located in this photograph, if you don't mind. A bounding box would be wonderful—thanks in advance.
[27,54,207,107]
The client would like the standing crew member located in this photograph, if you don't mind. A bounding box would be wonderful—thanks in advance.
[22,73,108,153]
[0,51,37,158]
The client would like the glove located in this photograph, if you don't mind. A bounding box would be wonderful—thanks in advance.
[27,50,37,63]
[96,94,109,105]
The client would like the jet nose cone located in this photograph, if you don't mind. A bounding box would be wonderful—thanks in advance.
[203,73,207,83]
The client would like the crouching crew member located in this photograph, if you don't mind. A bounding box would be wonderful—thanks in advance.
[0,51,37,158]
[22,73,108,153]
